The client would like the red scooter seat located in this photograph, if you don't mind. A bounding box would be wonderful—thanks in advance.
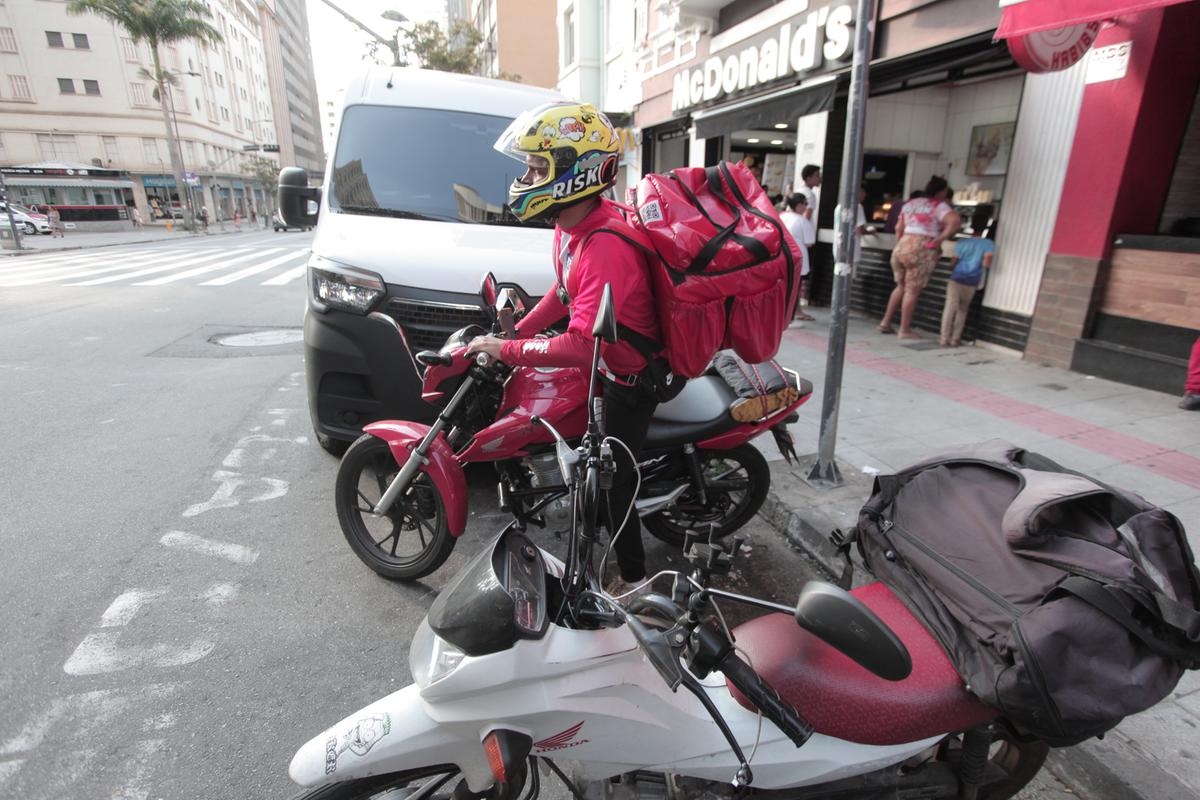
[727,582,996,746]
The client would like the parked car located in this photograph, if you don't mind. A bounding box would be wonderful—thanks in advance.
[278,68,563,454]
[273,210,310,232]
[0,202,51,234]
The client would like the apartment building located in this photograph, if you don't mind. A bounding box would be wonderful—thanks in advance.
[258,0,325,180]
[451,0,559,89]
[0,0,321,226]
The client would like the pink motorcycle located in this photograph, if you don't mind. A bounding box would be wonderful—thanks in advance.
[334,274,811,580]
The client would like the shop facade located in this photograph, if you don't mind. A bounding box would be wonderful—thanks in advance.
[634,0,1200,394]
[1,162,135,231]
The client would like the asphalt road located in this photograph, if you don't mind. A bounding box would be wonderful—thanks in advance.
[0,230,1076,800]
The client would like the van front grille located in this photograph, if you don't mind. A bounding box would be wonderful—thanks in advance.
[386,298,488,353]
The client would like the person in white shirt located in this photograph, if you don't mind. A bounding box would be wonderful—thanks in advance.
[781,193,816,324]
[834,184,872,270]
[799,164,821,221]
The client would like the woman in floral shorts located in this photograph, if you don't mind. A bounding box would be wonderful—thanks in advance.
[879,176,960,339]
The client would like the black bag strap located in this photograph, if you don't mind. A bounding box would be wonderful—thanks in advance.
[830,528,857,590]
[1054,576,1200,666]
[615,322,663,359]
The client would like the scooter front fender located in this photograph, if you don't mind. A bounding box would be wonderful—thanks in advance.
[289,684,491,789]
[364,421,468,537]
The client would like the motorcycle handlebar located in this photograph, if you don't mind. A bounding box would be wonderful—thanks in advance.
[718,650,814,748]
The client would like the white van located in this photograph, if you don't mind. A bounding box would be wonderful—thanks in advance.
[279,68,565,453]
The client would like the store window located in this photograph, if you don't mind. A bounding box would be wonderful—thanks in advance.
[58,77,75,94]
[83,79,100,96]
[0,27,18,53]
[72,33,89,49]
[9,74,31,100]
[46,31,63,48]
[562,7,574,67]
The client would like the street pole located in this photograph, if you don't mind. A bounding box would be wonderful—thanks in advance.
[318,0,402,65]
[0,171,25,251]
[807,0,875,489]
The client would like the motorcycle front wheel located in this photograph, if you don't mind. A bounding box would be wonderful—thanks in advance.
[643,443,770,548]
[293,764,460,800]
[335,434,455,581]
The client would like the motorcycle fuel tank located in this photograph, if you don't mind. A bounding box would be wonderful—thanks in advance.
[458,366,588,461]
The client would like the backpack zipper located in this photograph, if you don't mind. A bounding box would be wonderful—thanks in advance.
[881,516,1066,737]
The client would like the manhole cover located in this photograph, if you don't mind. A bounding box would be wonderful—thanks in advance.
[212,329,303,347]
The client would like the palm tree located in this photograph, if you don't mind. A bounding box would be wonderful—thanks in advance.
[69,0,222,232]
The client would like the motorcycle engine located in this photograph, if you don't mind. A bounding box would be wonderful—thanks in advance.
[522,453,573,534]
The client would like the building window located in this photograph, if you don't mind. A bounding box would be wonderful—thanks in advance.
[83,79,100,95]
[38,133,80,162]
[184,140,195,160]
[72,33,89,49]
[8,74,31,99]
[215,71,223,87]
[130,82,148,105]
[195,97,200,110]
[142,137,159,164]
[102,135,119,163]
[562,7,575,66]
[46,31,63,48]
[0,132,6,156]
[0,27,17,53]
[58,77,75,94]
[188,57,194,71]
[121,37,139,61]
[221,106,229,120]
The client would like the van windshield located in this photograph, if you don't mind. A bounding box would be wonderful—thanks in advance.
[329,105,544,227]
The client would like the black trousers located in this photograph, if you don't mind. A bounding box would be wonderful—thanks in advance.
[601,379,658,582]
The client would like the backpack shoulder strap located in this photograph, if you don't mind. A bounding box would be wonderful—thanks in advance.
[1054,576,1200,666]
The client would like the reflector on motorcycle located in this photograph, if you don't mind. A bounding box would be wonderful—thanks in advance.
[482,729,532,784]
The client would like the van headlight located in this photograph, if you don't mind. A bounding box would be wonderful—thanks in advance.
[409,619,465,688]
[309,255,384,314]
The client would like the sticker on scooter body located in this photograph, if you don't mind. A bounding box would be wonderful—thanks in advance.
[533,721,589,752]
[325,713,393,774]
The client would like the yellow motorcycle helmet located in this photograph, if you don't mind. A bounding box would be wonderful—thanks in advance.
[494,101,621,223]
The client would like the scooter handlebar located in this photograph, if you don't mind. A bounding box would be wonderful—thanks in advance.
[718,650,814,748]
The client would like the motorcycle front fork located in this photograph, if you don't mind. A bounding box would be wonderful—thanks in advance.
[373,374,476,517]
[682,444,709,506]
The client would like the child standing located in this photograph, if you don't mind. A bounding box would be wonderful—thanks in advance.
[940,212,995,347]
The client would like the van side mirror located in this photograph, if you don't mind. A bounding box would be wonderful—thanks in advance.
[794,581,912,681]
[278,167,320,228]
[593,284,618,344]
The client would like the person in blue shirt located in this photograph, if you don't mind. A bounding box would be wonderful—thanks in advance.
[940,212,995,347]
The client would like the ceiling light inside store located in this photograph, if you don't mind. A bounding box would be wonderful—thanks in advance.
[770,139,784,145]
[774,123,788,129]
[747,138,760,143]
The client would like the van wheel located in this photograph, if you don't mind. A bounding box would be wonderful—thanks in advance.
[316,431,350,457]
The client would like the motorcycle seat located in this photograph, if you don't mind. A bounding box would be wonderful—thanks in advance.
[727,582,996,746]
[644,377,740,450]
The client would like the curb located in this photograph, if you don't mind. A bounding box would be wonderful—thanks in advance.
[757,469,1192,800]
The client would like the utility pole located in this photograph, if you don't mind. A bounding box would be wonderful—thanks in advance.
[807,0,875,489]
[1,171,25,251]
[318,0,402,66]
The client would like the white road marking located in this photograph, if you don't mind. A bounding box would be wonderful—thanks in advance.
[222,448,246,468]
[0,247,164,275]
[159,530,259,564]
[250,477,289,503]
[99,588,164,628]
[261,262,307,285]
[68,248,255,286]
[182,470,243,517]
[134,247,285,285]
[203,583,239,606]
[0,758,24,783]
[199,248,308,285]
[111,738,164,800]
[0,249,169,286]
[64,627,214,676]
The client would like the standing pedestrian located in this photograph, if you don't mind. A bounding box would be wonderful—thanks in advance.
[130,205,143,230]
[1181,336,1200,411]
[799,164,821,221]
[233,210,242,231]
[879,176,960,340]
[884,189,923,233]
[47,206,64,238]
[467,100,663,595]
[834,184,871,269]
[940,213,995,347]
[199,205,209,230]
[780,193,815,325]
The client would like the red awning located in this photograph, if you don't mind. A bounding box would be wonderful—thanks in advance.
[995,0,1191,39]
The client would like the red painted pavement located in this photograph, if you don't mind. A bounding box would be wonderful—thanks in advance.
[786,330,1200,490]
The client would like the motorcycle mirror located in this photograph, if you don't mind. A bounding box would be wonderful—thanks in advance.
[794,581,912,681]
[480,272,499,308]
[496,286,525,317]
[592,284,619,344]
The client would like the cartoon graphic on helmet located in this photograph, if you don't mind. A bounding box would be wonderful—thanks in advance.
[494,101,621,223]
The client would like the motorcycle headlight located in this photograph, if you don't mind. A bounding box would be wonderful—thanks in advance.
[409,618,465,688]
[309,255,384,314]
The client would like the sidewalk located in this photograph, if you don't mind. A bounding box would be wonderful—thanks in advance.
[762,309,1200,799]
[0,221,268,256]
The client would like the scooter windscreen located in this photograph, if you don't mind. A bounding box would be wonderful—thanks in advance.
[427,530,550,656]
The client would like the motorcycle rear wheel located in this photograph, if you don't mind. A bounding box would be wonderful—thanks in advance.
[643,443,770,548]
[335,434,455,581]
[292,764,460,800]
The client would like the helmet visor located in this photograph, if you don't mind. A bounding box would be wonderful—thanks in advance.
[493,106,561,193]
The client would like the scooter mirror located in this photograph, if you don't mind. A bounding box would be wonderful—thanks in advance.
[794,581,912,681]
[480,272,499,308]
[593,283,619,344]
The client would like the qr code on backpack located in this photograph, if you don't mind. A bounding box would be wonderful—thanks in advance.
[640,201,663,224]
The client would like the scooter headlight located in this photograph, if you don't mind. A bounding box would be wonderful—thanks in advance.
[409,618,465,688]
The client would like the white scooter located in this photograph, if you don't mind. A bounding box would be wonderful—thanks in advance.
[288,287,1047,800]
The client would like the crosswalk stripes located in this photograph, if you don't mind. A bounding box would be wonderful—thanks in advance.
[0,245,312,288]
[199,249,307,286]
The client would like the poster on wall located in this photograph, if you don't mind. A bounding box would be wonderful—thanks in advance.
[966,123,1016,176]
[763,153,788,197]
